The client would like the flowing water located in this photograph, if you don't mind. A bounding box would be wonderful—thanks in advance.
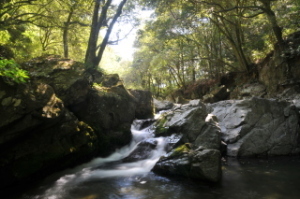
[15,119,300,199]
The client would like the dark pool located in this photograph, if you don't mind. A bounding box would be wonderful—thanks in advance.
[14,156,300,199]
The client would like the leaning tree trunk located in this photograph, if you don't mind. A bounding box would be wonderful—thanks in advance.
[85,0,128,70]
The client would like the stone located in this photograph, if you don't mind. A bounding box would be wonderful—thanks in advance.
[203,85,230,103]
[22,56,90,106]
[153,146,221,182]
[153,100,222,182]
[155,100,221,150]
[153,98,174,112]
[208,97,300,157]
[129,89,154,119]
[71,84,136,154]
[0,56,142,188]
[123,138,158,162]
[99,74,120,87]
[230,82,266,99]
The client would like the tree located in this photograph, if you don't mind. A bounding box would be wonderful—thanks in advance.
[85,0,128,69]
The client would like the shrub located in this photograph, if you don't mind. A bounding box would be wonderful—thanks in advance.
[0,58,29,83]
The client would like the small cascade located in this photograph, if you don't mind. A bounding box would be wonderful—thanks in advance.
[33,118,168,199]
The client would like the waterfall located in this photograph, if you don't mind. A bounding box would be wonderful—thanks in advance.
[34,119,168,199]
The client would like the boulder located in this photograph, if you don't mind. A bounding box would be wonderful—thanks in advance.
[22,55,91,106]
[153,98,174,112]
[277,86,300,112]
[153,100,222,182]
[122,138,158,162]
[203,85,230,103]
[230,82,267,99]
[132,119,156,130]
[0,56,140,188]
[98,74,120,87]
[129,89,154,119]
[155,100,221,150]
[208,97,300,157]
[153,145,221,182]
[0,79,98,188]
[72,84,136,154]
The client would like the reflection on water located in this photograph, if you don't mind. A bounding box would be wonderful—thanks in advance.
[18,157,300,199]
[15,119,300,199]
[19,155,300,199]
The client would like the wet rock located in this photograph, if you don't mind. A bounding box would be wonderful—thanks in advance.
[72,84,136,153]
[132,119,156,130]
[155,99,221,150]
[0,56,142,188]
[153,98,174,112]
[153,146,221,182]
[209,97,300,157]
[153,99,222,182]
[123,139,158,162]
[0,79,98,188]
[129,89,154,119]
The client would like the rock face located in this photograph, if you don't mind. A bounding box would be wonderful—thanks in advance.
[0,79,98,188]
[258,31,300,95]
[153,100,222,182]
[0,56,152,188]
[208,97,300,157]
[230,82,267,99]
[72,84,136,155]
[129,89,154,119]
[155,100,221,150]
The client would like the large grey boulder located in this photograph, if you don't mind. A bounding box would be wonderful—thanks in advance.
[153,98,174,112]
[155,100,221,150]
[208,97,300,157]
[153,100,222,182]
[153,146,221,182]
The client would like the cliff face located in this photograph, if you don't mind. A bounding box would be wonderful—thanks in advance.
[0,55,153,189]
[258,31,300,96]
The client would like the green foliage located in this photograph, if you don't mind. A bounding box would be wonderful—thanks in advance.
[131,0,300,97]
[169,144,191,158]
[0,58,29,83]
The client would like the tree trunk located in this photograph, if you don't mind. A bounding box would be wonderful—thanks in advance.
[85,0,110,68]
[95,0,128,66]
[85,0,127,69]
[259,0,284,45]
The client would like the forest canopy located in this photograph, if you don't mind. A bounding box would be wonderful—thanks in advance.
[1,0,300,96]
[125,0,300,97]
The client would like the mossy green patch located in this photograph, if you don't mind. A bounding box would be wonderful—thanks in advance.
[169,143,191,158]
[154,116,170,135]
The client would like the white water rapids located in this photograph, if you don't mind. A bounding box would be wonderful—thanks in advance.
[33,119,168,199]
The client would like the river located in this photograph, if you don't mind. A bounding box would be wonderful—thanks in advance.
[15,119,300,199]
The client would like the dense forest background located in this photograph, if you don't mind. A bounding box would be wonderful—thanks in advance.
[1,0,300,97]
